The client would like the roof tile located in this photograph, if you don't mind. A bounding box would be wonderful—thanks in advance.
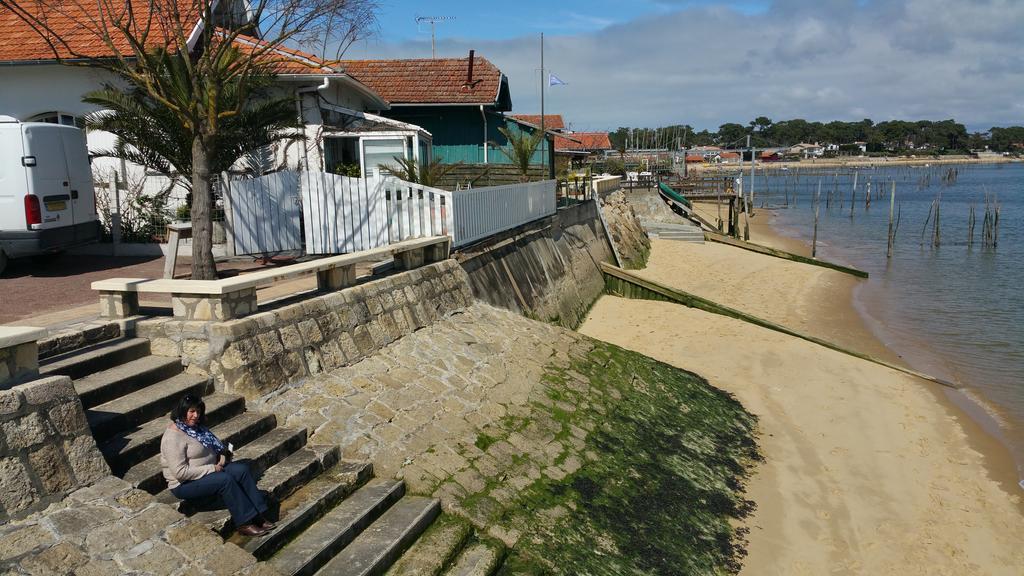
[340,56,504,105]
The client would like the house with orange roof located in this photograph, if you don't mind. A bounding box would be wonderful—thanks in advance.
[0,5,433,189]
[341,54,556,174]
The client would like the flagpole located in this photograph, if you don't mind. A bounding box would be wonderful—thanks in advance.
[540,32,545,179]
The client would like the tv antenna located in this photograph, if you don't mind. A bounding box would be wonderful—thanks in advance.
[415,15,455,58]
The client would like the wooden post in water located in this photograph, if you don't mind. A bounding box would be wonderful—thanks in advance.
[850,171,857,218]
[813,180,821,258]
[887,181,896,258]
[933,192,942,248]
[968,203,975,248]
[865,180,872,209]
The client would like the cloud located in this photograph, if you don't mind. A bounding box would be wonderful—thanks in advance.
[347,0,1024,130]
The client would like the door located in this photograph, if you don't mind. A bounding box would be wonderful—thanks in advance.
[22,124,71,229]
[361,138,406,185]
[60,127,97,231]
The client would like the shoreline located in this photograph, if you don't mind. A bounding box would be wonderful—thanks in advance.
[689,155,1020,174]
[747,205,1024,500]
[580,216,1024,572]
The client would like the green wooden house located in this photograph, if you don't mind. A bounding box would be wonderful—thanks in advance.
[341,53,556,173]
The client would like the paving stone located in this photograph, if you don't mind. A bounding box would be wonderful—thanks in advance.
[0,524,55,562]
[19,540,89,576]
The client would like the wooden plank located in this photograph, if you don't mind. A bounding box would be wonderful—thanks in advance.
[599,262,955,389]
[704,232,868,278]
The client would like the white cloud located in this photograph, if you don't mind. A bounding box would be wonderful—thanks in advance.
[348,0,1024,130]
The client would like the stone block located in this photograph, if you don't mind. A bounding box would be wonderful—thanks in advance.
[149,337,181,358]
[317,264,356,292]
[99,291,139,319]
[84,521,133,556]
[116,540,186,573]
[19,540,89,575]
[298,319,323,345]
[126,503,182,543]
[395,248,425,270]
[29,444,75,494]
[2,412,52,450]
[181,339,211,366]
[0,524,54,562]
[0,389,23,415]
[0,457,37,516]
[45,504,121,541]
[19,375,75,406]
[279,325,303,350]
[257,331,284,358]
[63,435,111,485]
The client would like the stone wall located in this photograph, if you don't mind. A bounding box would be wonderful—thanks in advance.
[623,187,688,224]
[598,191,651,269]
[137,259,474,401]
[0,342,37,390]
[457,201,617,330]
[0,376,110,521]
[37,321,121,360]
[0,475,277,575]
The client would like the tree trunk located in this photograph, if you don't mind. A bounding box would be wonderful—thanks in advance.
[190,135,217,280]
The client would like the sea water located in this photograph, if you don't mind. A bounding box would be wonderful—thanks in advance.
[739,162,1024,480]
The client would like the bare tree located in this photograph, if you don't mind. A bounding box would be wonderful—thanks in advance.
[1,0,378,279]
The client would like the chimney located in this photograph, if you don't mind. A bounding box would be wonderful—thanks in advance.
[466,50,475,86]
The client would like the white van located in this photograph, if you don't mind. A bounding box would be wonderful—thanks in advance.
[0,116,100,274]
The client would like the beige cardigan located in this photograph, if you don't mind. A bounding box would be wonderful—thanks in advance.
[160,424,219,489]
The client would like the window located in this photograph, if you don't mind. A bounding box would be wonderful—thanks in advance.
[28,111,85,129]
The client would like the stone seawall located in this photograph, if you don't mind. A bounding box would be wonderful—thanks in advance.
[0,376,110,521]
[137,259,473,401]
[598,191,651,269]
[458,199,645,329]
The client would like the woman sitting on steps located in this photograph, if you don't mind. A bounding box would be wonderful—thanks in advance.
[160,393,276,537]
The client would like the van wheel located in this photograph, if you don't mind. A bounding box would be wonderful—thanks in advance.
[0,249,7,277]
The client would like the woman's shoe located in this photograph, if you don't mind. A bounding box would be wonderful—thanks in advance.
[258,519,277,530]
[237,524,269,537]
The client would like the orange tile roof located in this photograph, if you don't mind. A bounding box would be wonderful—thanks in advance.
[339,56,504,105]
[554,132,612,152]
[719,151,740,159]
[0,1,199,62]
[510,114,565,130]
[230,34,337,75]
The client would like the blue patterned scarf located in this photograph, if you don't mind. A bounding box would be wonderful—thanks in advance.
[175,420,226,454]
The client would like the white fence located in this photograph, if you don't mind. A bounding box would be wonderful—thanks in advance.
[301,172,386,255]
[224,172,556,255]
[224,171,303,255]
[451,180,557,247]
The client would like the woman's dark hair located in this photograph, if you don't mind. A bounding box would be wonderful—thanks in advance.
[170,394,206,425]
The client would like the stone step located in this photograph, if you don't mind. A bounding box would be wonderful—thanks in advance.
[268,479,406,576]
[39,337,150,380]
[229,458,372,558]
[123,412,286,494]
[87,372,210,441]
[313,496,441,576]
[384,516,472,576]
[100,393,247,475]
[75,355,183,409]
[443,543,502,576]
[192,444,343,535]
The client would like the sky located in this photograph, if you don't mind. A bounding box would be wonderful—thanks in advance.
[343,0,1024,133]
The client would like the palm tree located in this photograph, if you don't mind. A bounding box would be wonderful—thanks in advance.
[379,156,461,188]
[84,48,300,188]
[495,126,544,182]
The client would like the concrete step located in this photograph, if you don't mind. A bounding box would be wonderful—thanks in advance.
[100,393,246,475]
[75,355,183,409]
[313,496,441,576]
[39,337,150,380]
[443,543,502,576]
[267,479,406,576]
[384,516,472,576]
[234,459,373,559]
[123,412,287,494]
[87,372,210,440]
[192,444,343,535]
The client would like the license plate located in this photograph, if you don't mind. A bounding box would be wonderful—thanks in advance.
[45,201,66,211]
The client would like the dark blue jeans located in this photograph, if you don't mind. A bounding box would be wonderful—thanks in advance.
[170,461,267,527]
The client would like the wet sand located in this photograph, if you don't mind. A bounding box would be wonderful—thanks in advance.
[579,234,1024,574]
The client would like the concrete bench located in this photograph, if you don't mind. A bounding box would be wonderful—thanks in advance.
[91,236,451,321]
[1,326,46,389]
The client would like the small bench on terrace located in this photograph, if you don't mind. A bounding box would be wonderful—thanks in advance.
[91,236,451,321]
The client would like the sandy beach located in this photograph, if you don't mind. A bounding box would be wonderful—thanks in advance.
[579,235,1024,574]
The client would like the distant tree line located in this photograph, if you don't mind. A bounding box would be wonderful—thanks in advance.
[608,118,1024,154]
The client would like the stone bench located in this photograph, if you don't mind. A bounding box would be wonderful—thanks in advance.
[0,326,46,389]
[92,236,451,321]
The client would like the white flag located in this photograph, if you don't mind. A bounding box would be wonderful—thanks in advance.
[549,73,567,87]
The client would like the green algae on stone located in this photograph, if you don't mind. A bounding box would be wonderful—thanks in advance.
[496,341,760,575]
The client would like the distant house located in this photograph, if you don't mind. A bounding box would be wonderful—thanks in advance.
[341,53,557,170]
[719,151,741,164]
[787,143,825,158]
[759,150,782,162]
[685,154,706,164]
[553,131,613,165]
